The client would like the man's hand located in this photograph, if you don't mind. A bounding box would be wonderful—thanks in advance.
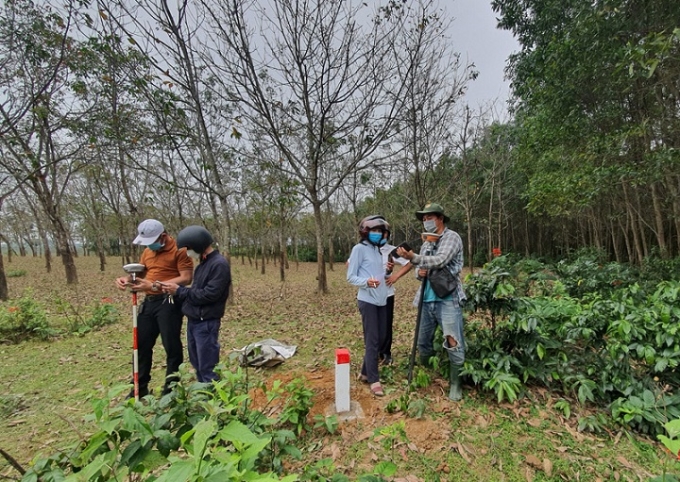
[115,276,131,291]
[160,282,179,295]
[129,278,153,292]
[418,268,428,278]
[396,246,414,260]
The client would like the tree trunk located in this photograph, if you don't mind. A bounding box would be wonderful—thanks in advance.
[52,219,78,284]
[313,202,328,293]
[666,173,680,255]
[0,249,8,301]
[623,183,643,263]
[278,226,286,282]
[650,182,668,258]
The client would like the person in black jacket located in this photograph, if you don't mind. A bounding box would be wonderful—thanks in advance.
[161,226,231,383]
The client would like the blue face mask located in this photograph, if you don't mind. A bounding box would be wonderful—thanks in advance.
[368,232,383,245]
[147,242,163,251]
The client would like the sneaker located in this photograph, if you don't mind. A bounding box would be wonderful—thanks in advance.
[370,382,384,397]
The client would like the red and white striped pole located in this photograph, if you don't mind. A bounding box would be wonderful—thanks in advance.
[132,289,139,401]
[123,263,145,402]
[335,348,351,413]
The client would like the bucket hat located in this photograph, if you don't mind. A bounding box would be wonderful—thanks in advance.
[415,203,450,223]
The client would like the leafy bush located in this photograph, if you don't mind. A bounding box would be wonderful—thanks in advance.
[6,269,26,278]
[0,291,55,342]
[55,297,120,335]
[84,300,119,331]
[23,366,301,481]
[553,252,637,298]
[21,365,398,481]
[464,257,520,329]
[462,255,680,436]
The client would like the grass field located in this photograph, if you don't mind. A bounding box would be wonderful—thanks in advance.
[0,255,672,481]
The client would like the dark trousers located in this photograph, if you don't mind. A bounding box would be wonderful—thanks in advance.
[187,319,221,383]
[358,300,387,384]
[379,295,395,359]
[135,295,184,392]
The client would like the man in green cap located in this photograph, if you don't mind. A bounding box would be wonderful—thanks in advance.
[396,202,466,401]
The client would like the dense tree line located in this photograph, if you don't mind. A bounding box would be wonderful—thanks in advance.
[0,0,677,299]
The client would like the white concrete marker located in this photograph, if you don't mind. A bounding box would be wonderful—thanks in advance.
[335,348,351,413]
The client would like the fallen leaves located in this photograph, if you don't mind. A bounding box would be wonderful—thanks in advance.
[524,454,553,478]
[452,442,474,463]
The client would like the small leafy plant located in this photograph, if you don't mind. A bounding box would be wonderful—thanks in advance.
[0,290,54,342]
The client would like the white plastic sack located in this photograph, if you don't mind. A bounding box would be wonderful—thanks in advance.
[236,338,297,368]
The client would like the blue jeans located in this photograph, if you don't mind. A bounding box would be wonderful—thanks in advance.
[187,319,221,383]
[418,300,465,365]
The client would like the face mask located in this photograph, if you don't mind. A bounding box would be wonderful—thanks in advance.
[423,219,438,233]
[186,249,200,260]
[368,232,382,245]
[147,242,163,251]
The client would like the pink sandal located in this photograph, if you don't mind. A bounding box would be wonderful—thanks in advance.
[370,382,384,397]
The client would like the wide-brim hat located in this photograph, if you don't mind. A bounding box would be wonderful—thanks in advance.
[415,203,450,223]
[133,219,164,245]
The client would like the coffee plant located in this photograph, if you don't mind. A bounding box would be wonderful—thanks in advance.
[461,255,680,435]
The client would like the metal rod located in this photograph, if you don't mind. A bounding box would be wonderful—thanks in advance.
[407,277,427,387]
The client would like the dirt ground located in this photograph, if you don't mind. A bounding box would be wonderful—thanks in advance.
[249,366,461,477]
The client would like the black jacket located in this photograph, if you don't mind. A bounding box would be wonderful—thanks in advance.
[176,250,231,321]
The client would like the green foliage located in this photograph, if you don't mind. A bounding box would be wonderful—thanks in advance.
[411,368,430,390]
[384,393,426,419]
[299,458,350,482]
[0,291,118,343]
[313,414,338,435]
[653,418,680,481]
[278,378,314,436]
[554,250,637,298]
[22,366,303,482]
[464,256,680,435]
[0,291,54,342]
[374,420,407,462]
[83,301,119,333]
[55,297,120,335]
[464,256,520,329]
[6,269,27,278]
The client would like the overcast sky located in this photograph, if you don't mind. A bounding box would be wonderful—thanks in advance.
[447,0,519,112]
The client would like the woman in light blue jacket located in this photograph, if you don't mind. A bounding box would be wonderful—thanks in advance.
[347,215,390,397]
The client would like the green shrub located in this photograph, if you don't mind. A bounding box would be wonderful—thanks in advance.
[84,301,119,331]
[6,269,26,278]
[54,297,119,335]
[0,291,55,342]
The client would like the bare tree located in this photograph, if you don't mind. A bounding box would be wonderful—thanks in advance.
[198,0,418,292]
[0,0,89,284]
[100,0,237,252]
[387,0,476,209]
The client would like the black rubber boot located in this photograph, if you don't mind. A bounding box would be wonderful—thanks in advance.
[448,363,463,402]
[419,355,432,368]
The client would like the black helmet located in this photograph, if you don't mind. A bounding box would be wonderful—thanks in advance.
[359,215,390,239]
[177,225,213,254]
